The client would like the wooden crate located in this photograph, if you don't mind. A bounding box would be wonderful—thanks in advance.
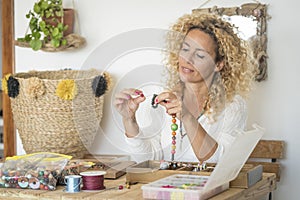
[126,160,263,189]
[66,154,136,179]
[126,160,212,184]
[230,164,263,188]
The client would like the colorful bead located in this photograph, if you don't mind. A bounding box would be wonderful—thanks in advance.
[171,124,178,131]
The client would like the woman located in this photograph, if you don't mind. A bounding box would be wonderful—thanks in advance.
[114,12,256,163]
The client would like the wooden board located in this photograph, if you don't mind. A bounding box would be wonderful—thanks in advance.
[250,140,284,159]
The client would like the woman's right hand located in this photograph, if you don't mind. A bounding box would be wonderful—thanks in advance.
[113,88,146,119]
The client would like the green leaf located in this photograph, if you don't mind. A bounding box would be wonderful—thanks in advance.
[52,28,59,36]
[33,3,41,14]
[17,38,26,42]
[61,39,67,46]
[30,39,43,51]
[51,39,60,48]
[26,13,30,19]
[40,1,49,10]
[63,25,68,31]
[55,10,63,17]
[24,34,32,42]
[32,31,41,39]
[57,23,63,30]
[43,29,50,36]
[45,11,52,18]
[39,21,46,29]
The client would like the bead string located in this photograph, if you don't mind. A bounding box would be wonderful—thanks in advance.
[151,94,179,161]
[171,114,178,161]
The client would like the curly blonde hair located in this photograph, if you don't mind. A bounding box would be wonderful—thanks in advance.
[163,12,257,120]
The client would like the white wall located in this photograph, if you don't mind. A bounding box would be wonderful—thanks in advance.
[14,0,300,199]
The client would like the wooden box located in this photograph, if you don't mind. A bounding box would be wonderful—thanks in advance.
[230,164,263,188]
[126,160,212,184]
[126,160,263,189]
[68,154,136,179]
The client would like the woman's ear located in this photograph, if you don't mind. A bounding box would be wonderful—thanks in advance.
[215,60,225,72]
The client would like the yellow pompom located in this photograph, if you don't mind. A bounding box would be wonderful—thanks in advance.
[25,77,45,99]
[2,73,12,94]
[55,79,77,100]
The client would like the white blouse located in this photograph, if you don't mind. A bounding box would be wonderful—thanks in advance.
[125,95,247,163]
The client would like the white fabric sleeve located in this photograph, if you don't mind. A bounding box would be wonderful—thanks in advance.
[206,96,247,163]
[124,130,163,163]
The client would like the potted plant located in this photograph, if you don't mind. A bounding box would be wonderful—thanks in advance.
[17,0,74,51]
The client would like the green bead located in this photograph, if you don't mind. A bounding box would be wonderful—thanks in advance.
[39,171,44,176]
[171,124,178,131]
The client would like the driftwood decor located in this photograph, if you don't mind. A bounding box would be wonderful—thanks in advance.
[193,3,269,81]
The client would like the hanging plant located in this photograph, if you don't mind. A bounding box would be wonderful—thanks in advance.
[16,0,85,52]
[17,0,68,51]
[55,79,77,100]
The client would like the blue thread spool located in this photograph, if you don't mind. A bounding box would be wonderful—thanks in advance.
[64,175,82,193]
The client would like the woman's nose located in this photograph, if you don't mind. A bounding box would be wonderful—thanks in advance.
[186,51,195,65]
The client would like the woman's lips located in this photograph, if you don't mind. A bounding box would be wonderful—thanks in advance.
[181,66,194,73]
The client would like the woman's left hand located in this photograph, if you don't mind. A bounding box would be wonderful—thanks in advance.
[155,91,182,119]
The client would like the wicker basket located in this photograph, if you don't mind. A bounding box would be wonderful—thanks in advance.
[7,69,110,158]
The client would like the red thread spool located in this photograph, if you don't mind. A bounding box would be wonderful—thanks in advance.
[80,171,106,190]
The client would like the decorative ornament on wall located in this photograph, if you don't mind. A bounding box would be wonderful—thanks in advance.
[193,3,270,81]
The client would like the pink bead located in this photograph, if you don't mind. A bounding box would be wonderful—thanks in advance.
[171,150,176,154]
[172,140,176,145]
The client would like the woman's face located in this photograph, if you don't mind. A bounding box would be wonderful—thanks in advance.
[178,29,218,85]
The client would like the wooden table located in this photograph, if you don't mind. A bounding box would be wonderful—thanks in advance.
[0,173,276,200]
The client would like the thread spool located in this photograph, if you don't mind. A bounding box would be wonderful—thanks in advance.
[64,175,82,193]
[80,171,106,190]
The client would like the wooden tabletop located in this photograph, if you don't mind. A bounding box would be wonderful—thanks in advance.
[0,173,276,200]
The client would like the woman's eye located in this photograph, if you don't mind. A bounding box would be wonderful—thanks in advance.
[181,48,189,52]
[196,54,205,59]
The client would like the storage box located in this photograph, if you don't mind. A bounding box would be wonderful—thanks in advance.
[126,160,262,188]
[126,160,213,184]
[142,174,229,200]
[58,154,135,184]
[230,164,263,188]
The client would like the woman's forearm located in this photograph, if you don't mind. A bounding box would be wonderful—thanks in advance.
[123,116,140,138]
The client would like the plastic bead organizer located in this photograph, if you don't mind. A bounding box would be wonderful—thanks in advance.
[142,125,265,200]
[142,174,228,200]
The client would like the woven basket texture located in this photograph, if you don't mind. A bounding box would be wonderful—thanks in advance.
[10,70,106,158]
